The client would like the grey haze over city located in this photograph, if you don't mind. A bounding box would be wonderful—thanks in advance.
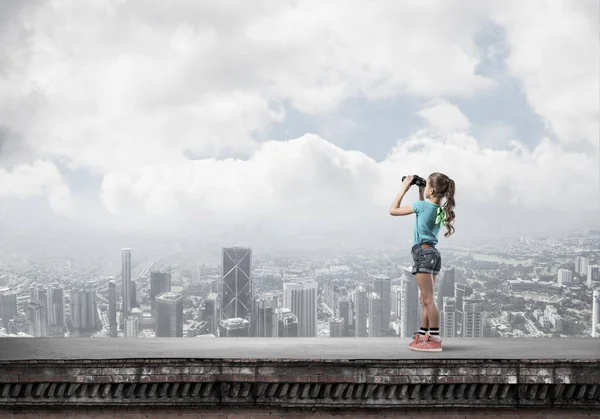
[0,1,599,341]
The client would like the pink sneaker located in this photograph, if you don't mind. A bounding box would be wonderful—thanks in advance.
[410,332,442,352]
[408,331,423,349]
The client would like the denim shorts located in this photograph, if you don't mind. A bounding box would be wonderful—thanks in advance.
[411,244,442,275]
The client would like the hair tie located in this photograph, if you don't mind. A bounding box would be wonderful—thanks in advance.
[435,207,446,226]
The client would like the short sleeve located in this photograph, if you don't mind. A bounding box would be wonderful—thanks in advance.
[411,201,424,215]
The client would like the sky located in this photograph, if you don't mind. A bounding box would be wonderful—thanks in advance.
[0,0,598,246]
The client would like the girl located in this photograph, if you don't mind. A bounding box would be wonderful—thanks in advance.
[389,172,456,352]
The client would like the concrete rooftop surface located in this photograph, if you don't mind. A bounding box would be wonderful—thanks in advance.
[0,337,598,361]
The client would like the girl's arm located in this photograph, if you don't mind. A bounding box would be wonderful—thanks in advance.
[419,185,425,201]
[389,176,415,216]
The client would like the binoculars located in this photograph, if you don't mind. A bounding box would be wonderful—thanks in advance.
[402,175,427,187]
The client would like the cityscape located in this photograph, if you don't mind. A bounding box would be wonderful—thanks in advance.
[1,230,599,340]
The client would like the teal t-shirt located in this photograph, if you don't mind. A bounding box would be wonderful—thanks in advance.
[411,201,444,246]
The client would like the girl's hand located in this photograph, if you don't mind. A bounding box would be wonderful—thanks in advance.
[401,175,414,193]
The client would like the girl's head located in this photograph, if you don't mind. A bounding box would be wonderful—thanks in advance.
[426,172,456,237]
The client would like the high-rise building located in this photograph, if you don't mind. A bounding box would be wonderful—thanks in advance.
[70,288,98,334]
[283,281,317,337]
[575,256,589,275]
[150,271,172,313]
[202,293,219,335]
[130,280,138,308]
[219,318,251,337]
[0,290,18,330]
[155,292,184,337]
[368,292,382,337]
[108,279,117,337]
[557,268,573,286]
[275,308,298,337]
[27,302,48,337]
[48,283,65,337]
[373,275,391,333]
[441,297,457,338]
[122,248,132,316]
[221,247,253,322]
[462,298,485,338]
[400,269,420,338]
[592,289,600,338]
[337,297,353,337]
[353,286,369,337]
[125,316,138,338]
[391,285,402,320]
[437,267,455,312]
[329,317,344,337]
[252,292,277,337]
[588,266,600,287]
[454,283,473,337]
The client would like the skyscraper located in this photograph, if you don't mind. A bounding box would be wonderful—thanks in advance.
[48,283,65,337]
[462,298,485,338]
[150,271,172,313]
[108,279,117,337]
[203,293,219,335]
[592,289,599,338]
[391,285,402,320]
[353,286,368,337]
[155,292,184,337]
[252,292,277,337]
[329,317,344,337]
[27,302,48,337]
[588,265,600,287]
[400,269,420,338]
[219,318,251,337]
[283,281,317,337]
[441,297,457,338]
[0,290,18,330]
[125,316,139,338]
[122,248,132,317]
[70,288,98,334]
[221,247,253,321]
[454,283,473,337]
[437,267,455,312]
[373,275,391,333]
[275,308,298,337]
[368,292,382,338]
[557,268,573,286]
[575,256,589,275]
[337,297,353,337]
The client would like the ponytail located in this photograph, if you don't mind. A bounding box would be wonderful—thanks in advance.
[443,179,456,238]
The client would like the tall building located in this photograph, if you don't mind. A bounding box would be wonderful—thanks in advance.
[219,318,251,337]
[29,285,49,337]
[575,256,589,275]
[70,288,98,333]
[0,290,18,330]
[48,283,65,337]
[373,275,391,333]
[454,283,473,337]
[353,286,368,337]
[329,317,344,337]
[202,293,219,335]
[275,308,298,337]
[150,271,172,313]
[437,267,455,312]
[122,248,132,317]
[391,285,402,320]
[400,270,420,338]
[253,292,277,337]
[592,289,600,338]
[125,316,139,338]
[108,279,117,337]
[462,298,485,338]
[337,297,353,337]
[441,297,457,338]
[283,281,317,337]
[221,247,253,322]
[155,292,184,337]
[368,292,382,337]
[27,302,48,337]
[130,280,138,308]
[557,268,573,286]
[588,265,600,287]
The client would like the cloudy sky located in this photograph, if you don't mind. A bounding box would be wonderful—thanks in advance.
[0,0,598,244]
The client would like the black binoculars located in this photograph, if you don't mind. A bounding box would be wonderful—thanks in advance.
[401,175,426,187]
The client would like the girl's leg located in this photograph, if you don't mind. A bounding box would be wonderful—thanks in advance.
[420,274,436,329]
[415,273,439,329]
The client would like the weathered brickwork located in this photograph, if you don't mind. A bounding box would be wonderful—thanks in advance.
[0,358,598,411]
